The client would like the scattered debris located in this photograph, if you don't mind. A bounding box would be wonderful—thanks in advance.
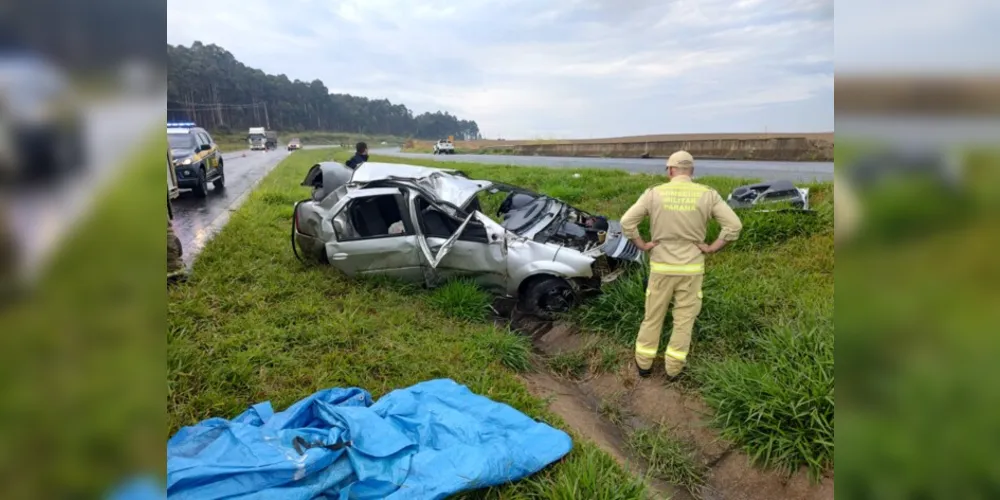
[727,180,810,211]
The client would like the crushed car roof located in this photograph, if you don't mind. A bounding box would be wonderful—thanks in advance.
[308,161,494,210]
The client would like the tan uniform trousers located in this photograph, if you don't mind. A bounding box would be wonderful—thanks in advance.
[635,273,704,376]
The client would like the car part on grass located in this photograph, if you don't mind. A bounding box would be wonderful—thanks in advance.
[847,147,963,191]
[292,161,644,316]
[727,179,810,211]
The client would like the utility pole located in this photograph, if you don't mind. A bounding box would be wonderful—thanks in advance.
[212,83,224,127]
[263,101,270,129]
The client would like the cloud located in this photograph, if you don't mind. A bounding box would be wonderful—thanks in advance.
[167,0,833,138]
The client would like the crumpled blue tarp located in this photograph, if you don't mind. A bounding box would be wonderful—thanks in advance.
[167,379,572,499]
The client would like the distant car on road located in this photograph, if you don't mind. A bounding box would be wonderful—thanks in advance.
[433,139,455,155]
[287,138,302,151]
[167,122,225,198]
[0,53,85,182]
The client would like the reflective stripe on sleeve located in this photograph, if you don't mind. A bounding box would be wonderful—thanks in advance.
[635,344,658,358]
[650,262,705,275]
[666,347,688,361]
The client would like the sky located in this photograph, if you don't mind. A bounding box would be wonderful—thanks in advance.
[167,0,834,139]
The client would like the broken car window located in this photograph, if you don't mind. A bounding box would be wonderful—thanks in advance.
[334,194,409,241]
[415,197,489,243]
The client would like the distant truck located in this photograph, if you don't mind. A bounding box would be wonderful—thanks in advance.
[433,139,455,155]
[265,131,278,150]
[248,127,266,151]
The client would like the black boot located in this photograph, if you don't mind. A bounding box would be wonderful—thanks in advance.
[635,360,652,378]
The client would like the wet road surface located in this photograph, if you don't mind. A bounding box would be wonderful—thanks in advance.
[171,148,292,265]
[373,148,834,183]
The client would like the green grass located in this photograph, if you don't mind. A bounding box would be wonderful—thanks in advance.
[427,279,493,322]
[460,442,650,500]
[696,320,834,478]
[548,351,590,379]
[628,426,707,495]
[167,148,650,498]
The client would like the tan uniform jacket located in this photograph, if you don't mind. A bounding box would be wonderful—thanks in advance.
[620,175,742,275]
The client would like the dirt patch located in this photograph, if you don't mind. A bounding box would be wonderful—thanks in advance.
[520,370,687,500]
[513,319,834,500]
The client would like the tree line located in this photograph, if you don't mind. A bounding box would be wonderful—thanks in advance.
[168,42,481,140]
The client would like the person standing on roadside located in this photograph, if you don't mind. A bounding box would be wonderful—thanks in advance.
[620,151,742,379]
[345,142,369,170]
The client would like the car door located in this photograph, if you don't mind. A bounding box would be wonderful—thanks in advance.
[411,194,507,293]
[324,188,424,283]
[196,131,219,174]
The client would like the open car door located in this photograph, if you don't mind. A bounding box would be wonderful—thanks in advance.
[411,195,507,292]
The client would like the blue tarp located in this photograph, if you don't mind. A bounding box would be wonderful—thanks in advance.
[167,379,573,499]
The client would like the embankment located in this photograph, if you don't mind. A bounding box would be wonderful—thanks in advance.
[482,133,833,162]
[406,133,834,161]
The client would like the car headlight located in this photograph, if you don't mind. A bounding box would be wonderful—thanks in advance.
[181,157,192,165]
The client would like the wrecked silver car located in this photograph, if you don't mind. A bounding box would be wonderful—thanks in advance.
[292,161,643,317]
[727,180,810,211]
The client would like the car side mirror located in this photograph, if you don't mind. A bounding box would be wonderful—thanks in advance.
[199,144,212,152]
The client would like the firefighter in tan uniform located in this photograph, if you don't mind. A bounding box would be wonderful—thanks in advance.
[620,151,743,379]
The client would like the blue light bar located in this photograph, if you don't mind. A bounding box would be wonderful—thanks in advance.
[167,122,196,128]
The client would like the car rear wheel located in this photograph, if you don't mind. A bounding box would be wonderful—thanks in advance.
[192,167,208,198]
[521,276,576,319]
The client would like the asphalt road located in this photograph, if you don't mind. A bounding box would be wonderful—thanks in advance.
[373,148,834,183]
[171,148,292,265]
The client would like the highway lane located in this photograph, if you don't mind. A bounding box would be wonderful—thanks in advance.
[171,148,292,265]
[373,148,834,183]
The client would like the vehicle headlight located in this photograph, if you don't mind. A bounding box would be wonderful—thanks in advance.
[181,157,192,165]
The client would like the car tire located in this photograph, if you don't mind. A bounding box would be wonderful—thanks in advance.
[213,164,225,191]
[521,276,576,319]
[192,167,208,198]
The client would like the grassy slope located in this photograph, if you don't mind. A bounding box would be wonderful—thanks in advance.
[167,148,649,499]
[347,152,836,477]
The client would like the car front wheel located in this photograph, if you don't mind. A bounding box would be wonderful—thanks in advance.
[213,165,225,190]
[192,167,208,198]
[521,276,576,319]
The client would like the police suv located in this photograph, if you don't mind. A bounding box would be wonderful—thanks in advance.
[167,122,225,197]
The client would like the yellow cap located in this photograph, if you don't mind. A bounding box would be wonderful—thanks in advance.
[667,150,694,168]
